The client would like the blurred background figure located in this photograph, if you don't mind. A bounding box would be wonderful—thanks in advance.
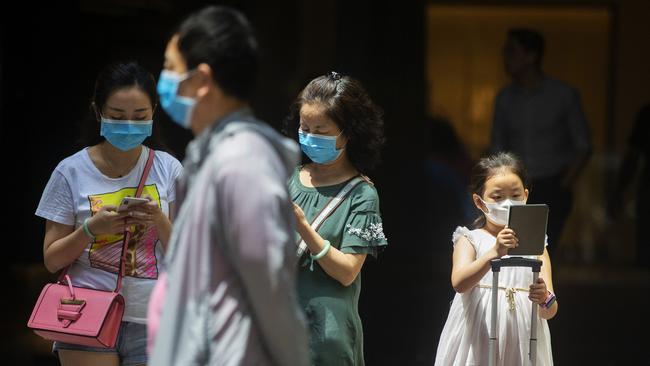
[608,102,650,269]
[424,116,475,231]
[423,115,475,275]
[490,28,592,257]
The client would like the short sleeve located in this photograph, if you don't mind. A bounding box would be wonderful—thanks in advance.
[154,150,183,204]
[35,169,75,226]
[340,186,388,258]
[452,226,477,251]
[168,157,183,204]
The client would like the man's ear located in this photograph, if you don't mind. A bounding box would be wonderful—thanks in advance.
[195,63,213,99]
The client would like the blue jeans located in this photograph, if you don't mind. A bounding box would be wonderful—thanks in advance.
[53,321,147,366]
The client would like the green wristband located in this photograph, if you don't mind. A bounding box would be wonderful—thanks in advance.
[309,240,331,271]
[82,217,96,241]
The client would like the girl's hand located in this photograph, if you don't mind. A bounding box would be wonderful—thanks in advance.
[292,203,308,228]
[87,205,128,235]
[493,227,518,257]
[124,197,164,228]
[529,277,549,305]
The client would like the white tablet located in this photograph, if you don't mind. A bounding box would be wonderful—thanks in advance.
[507,204,548,256]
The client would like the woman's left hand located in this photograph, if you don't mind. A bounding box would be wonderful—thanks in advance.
[124,196,165,228]
[528,277,549,305]
[292,203,308,228]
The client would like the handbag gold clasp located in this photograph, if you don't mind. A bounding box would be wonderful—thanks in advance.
[60,298,86,306]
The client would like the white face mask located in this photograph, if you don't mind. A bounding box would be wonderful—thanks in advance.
[479,197,526,226]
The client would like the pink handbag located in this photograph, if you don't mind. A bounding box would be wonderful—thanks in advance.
[27,148,155,348]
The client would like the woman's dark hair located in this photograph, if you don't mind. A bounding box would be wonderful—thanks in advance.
[507,28,545,65]
[283,71,386,174]
[79,61,170,152]
[470,152,528,228]
[176,6,258,101]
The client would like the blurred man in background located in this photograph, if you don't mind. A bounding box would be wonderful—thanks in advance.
[490,28,592,256]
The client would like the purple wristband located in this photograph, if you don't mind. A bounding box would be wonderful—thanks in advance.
[542,292,556,308]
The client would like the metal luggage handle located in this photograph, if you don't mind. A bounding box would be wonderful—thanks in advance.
[488,257,543,366]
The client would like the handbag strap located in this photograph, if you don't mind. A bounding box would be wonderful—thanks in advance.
[58,147,155,294]
[115,147,155,292]
[296,175,365,258]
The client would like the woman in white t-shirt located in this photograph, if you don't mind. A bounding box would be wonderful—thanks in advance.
[35,61,183,366]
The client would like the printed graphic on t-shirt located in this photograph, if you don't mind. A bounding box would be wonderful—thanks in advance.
[87,185,161,279]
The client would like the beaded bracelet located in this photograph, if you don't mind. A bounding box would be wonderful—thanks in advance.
[82,217,96,241]
[309,240,331,271]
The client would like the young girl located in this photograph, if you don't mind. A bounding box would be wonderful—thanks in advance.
[435,152,557,366]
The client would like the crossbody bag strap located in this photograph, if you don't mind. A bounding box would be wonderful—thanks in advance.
[114,147,155,293]
[295,176,365,259]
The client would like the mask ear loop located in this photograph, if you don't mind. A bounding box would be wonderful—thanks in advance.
[182,69,199,82]
[476,196,491,215]
[175,69,199,99]
[336,130,348,150]
[99,113,115,123]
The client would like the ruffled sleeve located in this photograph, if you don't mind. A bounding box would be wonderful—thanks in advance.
[452,226,477,251]
[340,185,388,258]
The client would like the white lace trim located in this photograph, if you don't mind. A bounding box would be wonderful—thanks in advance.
[346,222,386,242]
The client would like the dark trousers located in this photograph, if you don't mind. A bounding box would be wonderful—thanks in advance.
[528,174,573,258]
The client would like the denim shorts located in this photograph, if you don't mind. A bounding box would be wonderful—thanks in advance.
[53,321,147,366]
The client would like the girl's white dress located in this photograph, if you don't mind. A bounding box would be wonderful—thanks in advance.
[434,226,553,366]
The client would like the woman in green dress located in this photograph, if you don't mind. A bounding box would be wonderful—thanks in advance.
[284,72,388,365]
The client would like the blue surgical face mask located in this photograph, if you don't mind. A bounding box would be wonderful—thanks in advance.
[157,70,196,129]
[298,130,344,164]
[100,118,153,151]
